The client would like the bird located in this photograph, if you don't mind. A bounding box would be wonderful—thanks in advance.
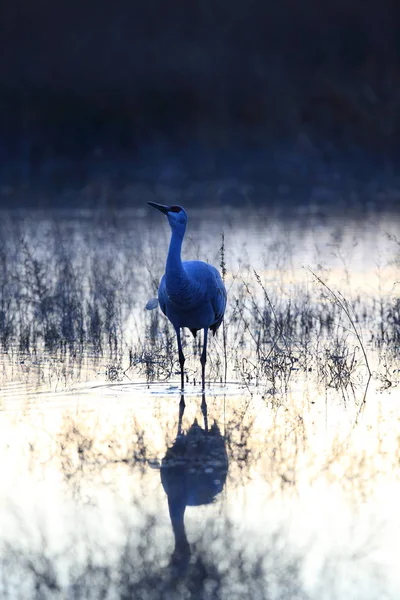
[161,396,228,570]
[146,202,227,392]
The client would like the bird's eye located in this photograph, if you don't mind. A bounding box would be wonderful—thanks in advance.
[169,206,182,213]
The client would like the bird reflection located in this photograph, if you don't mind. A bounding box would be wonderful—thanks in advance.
[161,393,228,573]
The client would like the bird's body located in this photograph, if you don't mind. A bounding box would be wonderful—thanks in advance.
[158,260,225,334]
[146,202,227,391]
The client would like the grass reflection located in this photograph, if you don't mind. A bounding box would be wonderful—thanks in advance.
[0,382,398,598]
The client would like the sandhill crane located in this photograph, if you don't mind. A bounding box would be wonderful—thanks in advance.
[146,202,227,392]
[161,399,228,570]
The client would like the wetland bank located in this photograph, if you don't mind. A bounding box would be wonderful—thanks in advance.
[0,201,399,599]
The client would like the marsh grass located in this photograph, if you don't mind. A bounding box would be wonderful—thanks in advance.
[0,208,398,400]
[0,212,137,358]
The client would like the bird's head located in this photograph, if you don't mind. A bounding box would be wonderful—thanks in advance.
[148,202,188,237]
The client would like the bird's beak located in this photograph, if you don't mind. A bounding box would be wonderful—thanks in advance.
[147,201,170,215]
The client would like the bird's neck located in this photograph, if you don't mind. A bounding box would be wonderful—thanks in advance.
[169,497,190,560]
[171,513,188,548]
[166,228,188,295]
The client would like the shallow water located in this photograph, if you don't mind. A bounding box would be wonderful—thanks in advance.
[0,205,399,598]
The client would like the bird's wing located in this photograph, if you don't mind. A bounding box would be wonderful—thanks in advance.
[210,268,227,332]
[157,275,168,316]
[145,297,159,310]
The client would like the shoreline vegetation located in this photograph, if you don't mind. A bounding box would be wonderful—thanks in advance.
[0,208,397,399]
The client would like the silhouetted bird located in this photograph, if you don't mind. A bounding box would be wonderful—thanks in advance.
[160,402,228,572]
[146,203,227,391]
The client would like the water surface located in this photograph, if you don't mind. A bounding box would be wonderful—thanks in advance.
[0,205,399,598]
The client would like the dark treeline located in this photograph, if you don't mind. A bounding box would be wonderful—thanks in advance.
[1,0,400,197]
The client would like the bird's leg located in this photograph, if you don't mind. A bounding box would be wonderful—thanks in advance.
[178,394,185,435]
[201,391,208,432]
[175,327,185,391]
[200,327,208,391]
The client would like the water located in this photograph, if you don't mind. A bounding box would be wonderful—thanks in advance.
[0,204,399,599]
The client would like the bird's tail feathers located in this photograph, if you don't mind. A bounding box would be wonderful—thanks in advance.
[145,297,159,310]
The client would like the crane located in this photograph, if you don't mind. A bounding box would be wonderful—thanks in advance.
[161,405,228,569]
[146,202,227,393]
